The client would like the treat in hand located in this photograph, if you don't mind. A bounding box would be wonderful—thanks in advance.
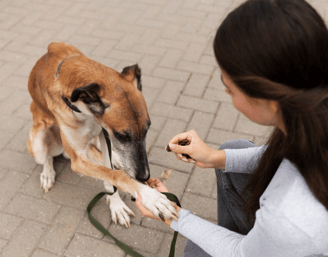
[166,139,192,159]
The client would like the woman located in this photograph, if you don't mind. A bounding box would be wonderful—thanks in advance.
[136,0,328,256]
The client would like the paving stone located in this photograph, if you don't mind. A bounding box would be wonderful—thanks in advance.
[154,118,187,148]
[183,43,206,63]
[18,165,47,199]
[56,164,83,186]
[149,146,194,174]
[43,181,101,210]
[1,220,47,257]
[90,38,117,56]
[5,120,32,154]
[142,86,160,108]
[254,136,269,146]
[150,102,193,122]
[177,95,219,114]
[78,174,106,191]
[187,111,215,140]
[5,193,61,224]
[157,80,185,105]
[31,249,59,257]
[105,223,165,254]
[142,75,166,89]
[203,87,232,103]
[39,206,84,254]
[234,115,273,137]
[0,213,23,240]
[177,60,214,76]
[132,44,167,56]
[183,73,210,97]
[139,55,162,75]
[0,239,8,252]
[148,115,166,131]
[181,193,217,222]
[155,38,188,50]
[64,233,125,257]
[76,196,111,239]
[186,166,217,198]
[159,49,183,68]
[0,149,36,173]
[213,102,239,131]
[146,128,159,153]
[0,166,8,180]
[153,67,190,83]
[207,128,254,146]
[208,68,224,90]
[157,233,188,257]
[0,133,14,151]
[0,171,29,210]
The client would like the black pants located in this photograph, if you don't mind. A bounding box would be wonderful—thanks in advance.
[183,140,257,257]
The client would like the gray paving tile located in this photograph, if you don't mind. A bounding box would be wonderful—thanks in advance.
[1,220,47,257]
[0,213,23,240]
[0,171,29,210]
[64,233,125,257]
[186,166,217,198]
[5,193,61,224]
[181,193,217,223]
[39,207,84,254]
[105,223,165,254]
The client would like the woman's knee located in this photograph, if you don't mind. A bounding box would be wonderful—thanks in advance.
[219,140,257,151]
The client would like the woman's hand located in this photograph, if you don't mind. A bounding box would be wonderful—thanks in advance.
[135,178,181,226]
[167,130,226,169]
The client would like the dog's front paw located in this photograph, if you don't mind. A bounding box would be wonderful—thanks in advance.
[40,167,56,193]
[106,194,135,228]
[139,185,179,221]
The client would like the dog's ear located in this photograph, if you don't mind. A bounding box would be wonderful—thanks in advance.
[121,64,142,91]
[71,83,106,116]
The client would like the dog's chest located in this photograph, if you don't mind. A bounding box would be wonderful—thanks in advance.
[78,117,102,140]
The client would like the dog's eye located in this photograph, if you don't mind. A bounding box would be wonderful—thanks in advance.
[114,131,131,142]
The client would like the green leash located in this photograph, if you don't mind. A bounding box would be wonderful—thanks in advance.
[87,189,181,257]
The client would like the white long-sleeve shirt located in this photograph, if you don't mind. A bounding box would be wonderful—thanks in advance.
[170,146,328,257]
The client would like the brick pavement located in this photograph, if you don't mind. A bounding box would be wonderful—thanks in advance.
[0,0,327,256]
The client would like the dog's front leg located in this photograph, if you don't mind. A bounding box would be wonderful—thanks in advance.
[62,133,178,221]
[104,182,135,227]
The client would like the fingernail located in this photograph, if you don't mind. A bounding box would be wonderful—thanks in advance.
[169,144,175,149]
[178,154,183,158]
[159,213,165,222]
[190,159,196,163]
[182,158,188,162]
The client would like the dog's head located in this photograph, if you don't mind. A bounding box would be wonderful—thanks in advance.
[67,64,150,183]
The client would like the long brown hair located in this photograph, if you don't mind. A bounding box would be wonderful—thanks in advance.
[214,0,328,222]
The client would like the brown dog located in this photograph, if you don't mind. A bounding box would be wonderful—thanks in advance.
[27,42,177,227]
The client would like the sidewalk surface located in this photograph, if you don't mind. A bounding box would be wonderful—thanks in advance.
[0,0,327,256]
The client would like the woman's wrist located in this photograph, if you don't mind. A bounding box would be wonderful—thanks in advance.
[208,149,226,169]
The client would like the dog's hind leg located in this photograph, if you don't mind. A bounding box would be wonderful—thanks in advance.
[27,102,64,192]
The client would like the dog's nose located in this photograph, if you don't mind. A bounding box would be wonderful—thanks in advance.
[136,172,150,183]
